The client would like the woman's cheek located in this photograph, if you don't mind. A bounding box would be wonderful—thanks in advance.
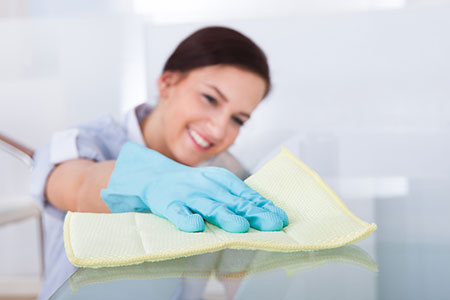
[222,126,240,149]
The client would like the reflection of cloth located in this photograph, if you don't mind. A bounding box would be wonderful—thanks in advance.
[31,102,250,300]
[63,148,377,268]
[67,246,377,293]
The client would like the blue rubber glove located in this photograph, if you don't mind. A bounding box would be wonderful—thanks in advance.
[101,142,289,233]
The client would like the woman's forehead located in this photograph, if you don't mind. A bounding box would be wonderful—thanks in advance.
[188,65,266,100]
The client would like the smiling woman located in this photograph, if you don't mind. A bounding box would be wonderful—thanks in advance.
[142,65,266,166]
[141,26,271,166]
[31,26,286,300]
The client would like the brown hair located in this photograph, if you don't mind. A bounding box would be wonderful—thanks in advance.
[163,26,271,98]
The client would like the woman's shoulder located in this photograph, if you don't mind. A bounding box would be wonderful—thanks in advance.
[197,151,250,180]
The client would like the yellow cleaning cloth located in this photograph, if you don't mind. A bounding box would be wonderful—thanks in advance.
[64,147,377,268]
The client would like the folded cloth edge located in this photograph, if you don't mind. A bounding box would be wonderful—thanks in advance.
[278,146,377,228]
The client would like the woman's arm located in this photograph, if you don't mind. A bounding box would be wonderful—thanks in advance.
[45,159,115,213]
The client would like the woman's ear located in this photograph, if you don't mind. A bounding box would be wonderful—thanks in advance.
[157,71,184,99]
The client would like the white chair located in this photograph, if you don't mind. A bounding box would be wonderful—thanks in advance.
[0,133,44,275]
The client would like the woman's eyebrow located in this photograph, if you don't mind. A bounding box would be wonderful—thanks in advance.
[205,84,251,119]
[206,84,229,102]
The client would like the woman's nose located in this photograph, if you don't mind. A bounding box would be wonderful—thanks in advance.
[206,113,228,142]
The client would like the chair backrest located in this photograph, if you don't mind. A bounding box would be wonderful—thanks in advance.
[0,133,34,168]
[0,133,44,275]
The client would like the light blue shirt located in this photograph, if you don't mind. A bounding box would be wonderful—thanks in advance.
[30,103,249,300]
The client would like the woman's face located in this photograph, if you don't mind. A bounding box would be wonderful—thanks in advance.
[155,65,266,166]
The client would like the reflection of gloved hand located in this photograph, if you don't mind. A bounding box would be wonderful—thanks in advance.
[101,142,289,233]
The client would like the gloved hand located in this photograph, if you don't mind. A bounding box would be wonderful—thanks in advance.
[101,142,289,233]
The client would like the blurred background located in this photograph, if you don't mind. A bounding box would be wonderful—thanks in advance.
[1,0,449,299]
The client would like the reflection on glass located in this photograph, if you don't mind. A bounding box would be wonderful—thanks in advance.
[68,245,377,293]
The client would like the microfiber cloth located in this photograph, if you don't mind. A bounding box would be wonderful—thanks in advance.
[63,147,377,268]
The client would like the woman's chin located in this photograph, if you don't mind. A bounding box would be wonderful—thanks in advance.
[172,148,204,166]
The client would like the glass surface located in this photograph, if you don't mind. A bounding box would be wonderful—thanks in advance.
[49,177,450,300]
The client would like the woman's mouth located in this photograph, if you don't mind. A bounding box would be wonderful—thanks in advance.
[187,127,213,151]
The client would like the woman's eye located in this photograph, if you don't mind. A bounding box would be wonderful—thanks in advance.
[202,94,244,126]
[202,94,217,105]
[232,116,244,126]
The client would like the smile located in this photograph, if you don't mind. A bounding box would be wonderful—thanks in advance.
[187,127,213,150]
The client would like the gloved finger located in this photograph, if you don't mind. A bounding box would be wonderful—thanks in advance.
[260,203,289,227]
[186,198,250,233]
[211,190,284,231]
[202,168,288,228]
[231,189,289,228]
[242,194,289,227]
[212,175,289,227]
[165,201,205,232]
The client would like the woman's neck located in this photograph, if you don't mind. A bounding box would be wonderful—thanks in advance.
[140,104,171,157]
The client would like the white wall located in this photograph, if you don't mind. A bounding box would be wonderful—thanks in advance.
[144,6,450,177]
[0,13,146,295]
[0,16,146,149]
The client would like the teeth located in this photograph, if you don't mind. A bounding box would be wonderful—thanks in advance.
[188,128,211,148]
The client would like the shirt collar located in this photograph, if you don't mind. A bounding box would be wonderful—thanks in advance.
[122,102,153,146]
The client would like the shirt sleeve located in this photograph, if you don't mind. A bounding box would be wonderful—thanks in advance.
[30,115,128,212]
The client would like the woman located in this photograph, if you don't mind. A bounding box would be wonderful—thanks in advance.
[31,26,288,299]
